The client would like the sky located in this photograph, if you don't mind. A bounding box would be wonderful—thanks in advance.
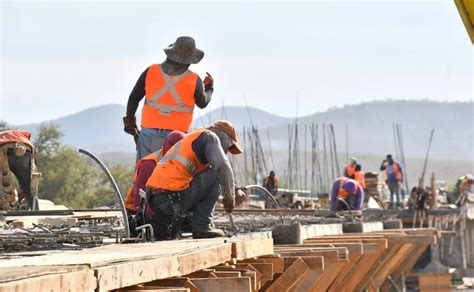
[1,0,472,124]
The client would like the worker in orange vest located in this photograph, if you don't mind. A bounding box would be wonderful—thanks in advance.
[146,120,246,240]
[0,130,41,210]
[123,36,214,162]
[125,131,185,234]
[380,154,403,209]
[343,157,358,179]
[330,177,364,211]
[353,164,366,189]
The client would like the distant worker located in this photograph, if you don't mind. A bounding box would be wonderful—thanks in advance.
[125,131,185,235]
[353,164,366,189]
[380,154,403,208]
[263,170,278,196]
[330,177,364,211]
[146,120,246,240]
[344,157,358,179]
[0,130,41,210]
[453,174,472,203]
[123,36,214,161]
[456,176,474,206]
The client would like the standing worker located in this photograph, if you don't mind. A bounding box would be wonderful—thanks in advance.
[123,36,214,161]
[353,164,366,189]
[456,176,474,206]
[380,154,403,209]
[330,177,364,211]
[344,158,358,179]
[146,120,246,240]
[0,130,41,210]
[263,170,278,196]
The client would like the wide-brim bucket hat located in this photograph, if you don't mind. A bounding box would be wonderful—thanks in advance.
[164,36,204,65]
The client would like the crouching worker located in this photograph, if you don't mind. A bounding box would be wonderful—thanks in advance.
[146,120,246,240]
[0,130,41,210]
[330,177,364,212]
[125,131,185,236]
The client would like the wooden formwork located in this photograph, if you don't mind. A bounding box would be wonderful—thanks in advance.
[121,228,437,292]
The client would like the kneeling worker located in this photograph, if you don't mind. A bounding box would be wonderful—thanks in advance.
[125,131,185,235]
[330,177,364,212]
[146,120,246,240]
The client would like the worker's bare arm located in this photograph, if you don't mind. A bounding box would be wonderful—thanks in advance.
[126,68,148,117]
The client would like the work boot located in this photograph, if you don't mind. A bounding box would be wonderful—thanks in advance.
[192,227,225,239]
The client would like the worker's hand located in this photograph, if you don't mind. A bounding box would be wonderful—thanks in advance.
[123,116,140,142]
[203,72,214,90]
[235,188,248,207]
[223,198,235,213]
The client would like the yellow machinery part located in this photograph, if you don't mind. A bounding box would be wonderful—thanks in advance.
[455,0,474,43]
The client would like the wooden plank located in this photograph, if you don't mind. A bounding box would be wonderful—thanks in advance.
[257,256,284,274]
[369,243,414,289]
[0,268,96,292]
[264,258,311,292]
[189,277,252,292]
[95,243,232,291]
[312,261,347,291]
[231,238,274,260]
[213,271,241,278]
[129,278,199,292]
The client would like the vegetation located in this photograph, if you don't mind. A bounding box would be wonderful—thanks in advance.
[34,123,133,208]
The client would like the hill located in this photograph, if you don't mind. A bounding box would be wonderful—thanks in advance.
[14,100,473,161]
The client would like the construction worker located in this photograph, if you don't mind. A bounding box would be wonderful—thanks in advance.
[125,131,185,235]
[330,177,364,211]
[0,130,41,210]
[353,164,366,189]
[380,154,403,208]
[344,158,358,179]
[452,174,471,203]
[123,36,214,162]
[146,120,246,240]
[263,170,278,196]
[456,176,474,206]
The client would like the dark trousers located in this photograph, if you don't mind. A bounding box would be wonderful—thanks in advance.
[149,168,221,240]
[7,149,33,208]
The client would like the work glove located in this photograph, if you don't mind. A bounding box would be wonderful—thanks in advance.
[203,72,214,90]
[235,187,248,207]
[123,116,140,143]
[223,197,235,213]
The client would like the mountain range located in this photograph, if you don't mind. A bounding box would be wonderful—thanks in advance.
[16,100,473,161]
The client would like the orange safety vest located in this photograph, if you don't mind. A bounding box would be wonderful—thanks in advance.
[125,150,163,211]
[147,129,209,191]
[337,177,360,199]
[384,161,402,181]
[354,171,366,189]
[344,165,356,178]
[142,64,198,132]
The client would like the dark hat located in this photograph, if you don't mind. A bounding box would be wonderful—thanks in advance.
[163,131,185,154]
[164,36,204,65]
[211,120,243,155]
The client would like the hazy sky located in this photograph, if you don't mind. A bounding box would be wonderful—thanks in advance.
[1,0,472,124]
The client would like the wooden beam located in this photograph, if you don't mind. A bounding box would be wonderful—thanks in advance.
[189,277,252,292]
[264,258,311,292]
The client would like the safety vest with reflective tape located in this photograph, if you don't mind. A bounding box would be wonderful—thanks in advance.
[146,129,209,191]
[384,161,402,181]
[125,150,163,211]
[142,64,198,132]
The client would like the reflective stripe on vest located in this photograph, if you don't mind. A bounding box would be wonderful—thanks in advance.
[145,66,194,115]
[158,141,198,175]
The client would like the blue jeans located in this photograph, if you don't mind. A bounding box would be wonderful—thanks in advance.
[136,128,172,162]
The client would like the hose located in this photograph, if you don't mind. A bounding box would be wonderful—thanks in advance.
[78,149,130,238]
[244,184,281,209]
